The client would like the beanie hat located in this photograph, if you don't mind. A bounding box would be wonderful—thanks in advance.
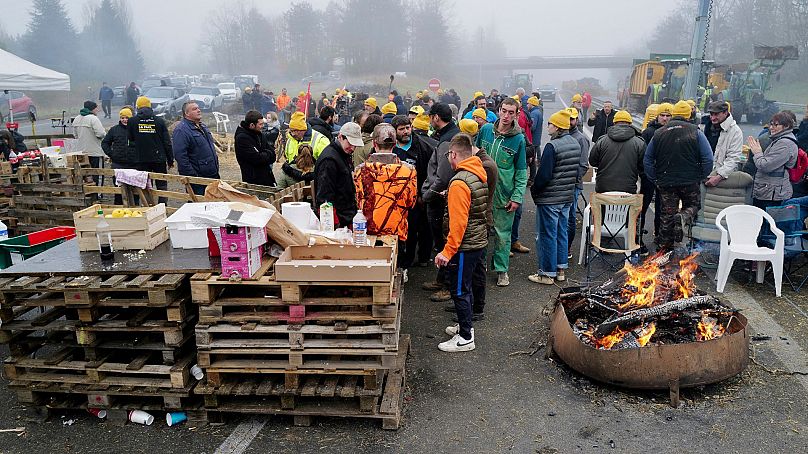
[364,97,378,109]
[646,103,659,118]
[289,111,307,130]
[473,91,484,99]
[412,113,430,131]
[381,102,397,115]
[549,110,572,130]
[459,118,479,136]
[657,102,674,115]
[415,92,423,100]
[613,110,632,124]
[408,105,425,115]
[244,87,252,93]
[565,107,579,119]
[686,99,696,108]
[527,96,540,107]
[510,95,521,106]
[472,108,487,120]
[136,96,151,109]
[672,100,692,119]
[572,93,583,103]
[119,107,133,119]
[83,100,98,111]
[298,91,306,97]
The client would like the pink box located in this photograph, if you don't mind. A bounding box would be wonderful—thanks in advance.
[221,245,264,279]
[220,225,267,254]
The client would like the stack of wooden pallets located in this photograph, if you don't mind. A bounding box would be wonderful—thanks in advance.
[187,236,408,429]
[0,272,198,422]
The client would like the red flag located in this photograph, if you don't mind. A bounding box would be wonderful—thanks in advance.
[304,82,312,117]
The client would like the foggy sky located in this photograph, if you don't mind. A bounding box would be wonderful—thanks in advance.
[1,0,682,71]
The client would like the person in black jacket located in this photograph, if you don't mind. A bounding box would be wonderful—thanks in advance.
[127,96,174,203]
[392,115,436,269]
[102,107,138,204]
[587,100,615,142]
[640,102,673,242]
[235,110,275,187]
[309,106,335,144]
[314,122,365,228]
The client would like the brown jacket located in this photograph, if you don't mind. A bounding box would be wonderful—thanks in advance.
[476,147,498,227]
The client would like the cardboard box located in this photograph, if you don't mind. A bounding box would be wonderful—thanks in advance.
[73,204,168,251]
[221,245,264,279]
[275,244,395,282]
[220,225,267,253]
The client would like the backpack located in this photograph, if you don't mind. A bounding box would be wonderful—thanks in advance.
[778,136,808,183]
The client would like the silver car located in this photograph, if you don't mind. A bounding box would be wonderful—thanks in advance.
[188,86,224,111]
[144,86,189,119]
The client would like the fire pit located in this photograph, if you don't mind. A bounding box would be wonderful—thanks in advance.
[547,253,749,406]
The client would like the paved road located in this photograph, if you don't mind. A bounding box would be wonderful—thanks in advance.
[0,97,806,453]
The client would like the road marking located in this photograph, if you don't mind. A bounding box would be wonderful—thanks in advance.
[702,269,808,392]
[213,417,266,454]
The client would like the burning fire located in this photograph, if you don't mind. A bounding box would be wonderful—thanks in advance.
[675,253,699,299]
[696,313,726,341]
[636,322,656,346]
[618,255,662,311]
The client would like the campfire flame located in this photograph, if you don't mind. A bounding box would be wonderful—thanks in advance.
[636,322,656,347]
[696,313,726,341]
[594,326,628,349]
[675,253,699,299]
[618,253,663,311]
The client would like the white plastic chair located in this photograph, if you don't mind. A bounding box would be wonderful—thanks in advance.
[213,112,230,133]
[715,205,784,296]
[578,191,636,265]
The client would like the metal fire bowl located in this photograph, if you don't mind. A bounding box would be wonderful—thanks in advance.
[548,300,749,390]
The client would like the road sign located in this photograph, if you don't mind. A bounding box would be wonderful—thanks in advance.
[428,78,441,93]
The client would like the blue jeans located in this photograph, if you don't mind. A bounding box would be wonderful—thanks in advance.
[445,248,486,340]
[567,187,581,250]
[535,203,571,277]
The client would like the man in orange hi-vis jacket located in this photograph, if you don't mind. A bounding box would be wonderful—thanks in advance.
[434,133,489,353]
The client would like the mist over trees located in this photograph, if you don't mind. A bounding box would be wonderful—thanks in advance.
[645,0,808,81]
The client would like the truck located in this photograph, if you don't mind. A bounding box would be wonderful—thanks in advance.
[502,73,533,95]
[623,53,713,114]
[712,45,798,124]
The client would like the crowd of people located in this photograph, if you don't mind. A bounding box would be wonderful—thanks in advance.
[50,81,808,354]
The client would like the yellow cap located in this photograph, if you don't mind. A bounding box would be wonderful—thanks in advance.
[298,91,306,97]
[473,91,484,99]
[412,113,430,131]
[415,92,423,100]
[245,87,252,93]
[686,99,696,107]
[135,96,151,109]
[472,108,487,119]
[289,111,307,130]
[459,118,479,136]
[565,107,579,119]
[572,93,583,103]
[437,89,444,95]
[119,107,133,118]
[672,100,692,119]
[645,103,659,117]
[381,102,397,115]
[613,110,632,124]
[549,109,572,130]
[657,102,674,115]
[409,105,425,115]
[510,95,521,106]
[364,97,377,109]
[527,96,540,107]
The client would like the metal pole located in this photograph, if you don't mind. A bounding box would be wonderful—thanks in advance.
[683,0,712,100]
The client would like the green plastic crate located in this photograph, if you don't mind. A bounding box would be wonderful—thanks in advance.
[0,226,76,269]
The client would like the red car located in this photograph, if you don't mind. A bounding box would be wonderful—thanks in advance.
[0,91,37,122]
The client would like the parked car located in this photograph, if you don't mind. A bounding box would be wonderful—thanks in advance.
[144,86,189,119]
[301,72,329,84]
[141,77,170,93]
[187,86,224,112]
[233,75,258,92]
[537,84,557,102]
[111,86,127,106]
[217,83,239,103]
[0,90,36,122]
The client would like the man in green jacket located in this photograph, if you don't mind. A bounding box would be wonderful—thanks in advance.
[475,97,527,287]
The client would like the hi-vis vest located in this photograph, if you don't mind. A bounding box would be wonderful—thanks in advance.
[284,129,329,162]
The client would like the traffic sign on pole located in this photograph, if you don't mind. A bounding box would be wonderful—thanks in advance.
[428,78,441,93]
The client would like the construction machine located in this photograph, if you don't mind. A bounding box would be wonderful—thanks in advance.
[714,45,799,124]
[624,53,712,114]
[502,73,533,95]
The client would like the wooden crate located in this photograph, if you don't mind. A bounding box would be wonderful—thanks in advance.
[189,335,409,430]
[73,204,168,251]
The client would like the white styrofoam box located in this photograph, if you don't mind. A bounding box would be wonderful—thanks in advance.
[165,202,230,249]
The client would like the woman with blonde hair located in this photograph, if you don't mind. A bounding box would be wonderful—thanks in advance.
[273,143,315,189]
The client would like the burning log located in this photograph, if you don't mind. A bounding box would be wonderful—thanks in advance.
[594,295,721,336]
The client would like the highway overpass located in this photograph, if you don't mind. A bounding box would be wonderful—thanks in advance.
[456,55,635,71]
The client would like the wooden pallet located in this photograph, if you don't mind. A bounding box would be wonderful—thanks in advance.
[4,348,195,389]
[0,313,196,347]
[188,335,408,429]
[10,163,91,232]
[0,273,189,308]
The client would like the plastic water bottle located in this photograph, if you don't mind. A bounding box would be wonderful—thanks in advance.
[95,210,114,261]
[352,211,367,246]
[0,219,7,240]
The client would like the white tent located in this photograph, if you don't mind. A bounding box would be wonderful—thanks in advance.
[0,48,71,91]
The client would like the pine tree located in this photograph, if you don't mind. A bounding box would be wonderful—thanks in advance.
[19,0,79,74]
[80,0,145,83]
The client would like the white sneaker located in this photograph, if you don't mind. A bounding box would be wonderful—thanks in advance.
[438,333,476,352]
[528,273,554,285]
[497,272,510,287]
[445,324,475,336]
[402,269,408,284]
